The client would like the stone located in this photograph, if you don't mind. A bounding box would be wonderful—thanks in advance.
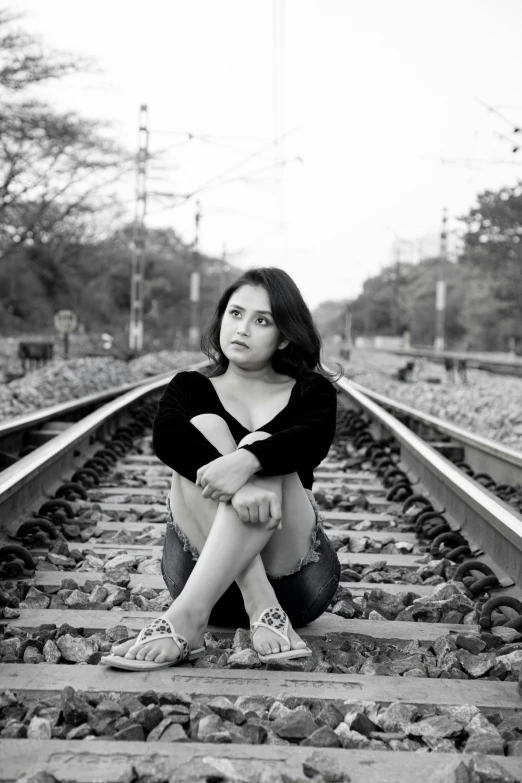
[377,702,418,732]
[406,715,463,738]
[196,714,231,743]
[496,650,522,674]
[0,637,22,657]
[455,635,487,654]
[23,647,45,664]
[468,755,518,782]
[112,723,145,741]
[428,761,470,783]
[27,716,52,740]
[456,650,496,678]
[226,649,260,668]
[272,709,318,741]
[156,722,187,742]
[491,627,522,642]
[424,737,459,753]
[302,750,351,782]
[130,705,164,732]
[466,713,502,737]
[300,726,341,748]
[60,686,92,726]
[331,600,356,619]
[64,589,90,607]
[12,772,58,783]
[232,628,252,652]
[136,557,162,574]
[2,606,20,619]
[347,712,381,737]
[334,723,370,749]
[316,703,344,730]
[465,733,505,754]
[104,553,139,570]
[208,696,245,725]
[89,585,109,603]
[42,640,61,664]
[56,634,98,663]
[103,584,129,605]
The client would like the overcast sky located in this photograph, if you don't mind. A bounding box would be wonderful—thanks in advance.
[15,0,522,309]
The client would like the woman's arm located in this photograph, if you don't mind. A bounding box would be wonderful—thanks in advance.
[152,372,223,482]
[237,375,337,476]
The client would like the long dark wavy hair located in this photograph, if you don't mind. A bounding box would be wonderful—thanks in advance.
[201,267,342,382]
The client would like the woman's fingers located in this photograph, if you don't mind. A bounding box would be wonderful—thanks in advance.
[258,499,270,524]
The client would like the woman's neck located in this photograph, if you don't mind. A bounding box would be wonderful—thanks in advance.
[223,363,281,383]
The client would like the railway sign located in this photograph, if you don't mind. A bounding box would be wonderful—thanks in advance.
[54,310,78,334]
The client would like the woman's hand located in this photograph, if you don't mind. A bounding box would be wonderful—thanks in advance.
[196,450,260,502]
[231,482,282,530]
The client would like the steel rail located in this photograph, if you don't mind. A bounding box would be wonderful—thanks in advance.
[364,346,522,377]
[349,379,522,486]
[333,375,522,586]
[0,361,207,440]
[0,369,196,526]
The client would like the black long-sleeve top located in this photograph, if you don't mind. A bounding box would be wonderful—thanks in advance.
[152,370,337,490]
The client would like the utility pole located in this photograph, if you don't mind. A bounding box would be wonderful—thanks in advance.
[393,242,401,335]
[189,200,202,349]
[434,207,448,352]
[129,104,149,353]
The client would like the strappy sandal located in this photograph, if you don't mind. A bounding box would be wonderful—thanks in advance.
[251,607,312,663]
[100,616,205,671]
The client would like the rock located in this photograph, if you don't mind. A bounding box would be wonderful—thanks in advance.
[456,650,496,678]
[64,589,90,607]
[466,713,502,737]
[103,584,129,605]
[272,709,318,740]
[104,553,139,571]
[42,640,61,664]
[406,715,463,738]
[378,702,419,732]
[56,634,98,663]
[496,650,522,674]
[23,647,45,664]
[156,722,187,742]
[302,750,350,781]
[491,627,522,643]
[334,723,371,748]
[27,717,52,740]
[208,696,245,725]
[465,733,505,754]
[316,703,345,730]
[455,635,487,655]
[232,628,252,652]
[506,740,522,756]
[347,712,381,737]
[0,637,22,657]
[468,754,518,782]
[136,557,162,574]
[2,606,21,619]
[89,585,109,603]
[60,687,92,726]
[424,737,459,753]
[196,714,231,743]
[226,649,261,668]
[331,600,356,619]
[428,760,470,783]
[112,723,145,741]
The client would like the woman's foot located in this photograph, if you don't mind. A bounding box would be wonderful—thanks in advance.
[110,603,207,664]
[248,602,309,657]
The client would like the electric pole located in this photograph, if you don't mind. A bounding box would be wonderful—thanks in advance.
[189,200,202,349]
[129,104,149,353]
[434,207,448,352]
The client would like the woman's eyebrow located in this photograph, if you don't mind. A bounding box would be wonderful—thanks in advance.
[228,303,273,315]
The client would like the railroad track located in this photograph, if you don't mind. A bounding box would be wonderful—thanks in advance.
[1,361,522,782]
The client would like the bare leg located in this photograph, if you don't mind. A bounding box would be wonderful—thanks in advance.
[113,415,315,662]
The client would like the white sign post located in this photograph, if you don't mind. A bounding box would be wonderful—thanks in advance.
[54,309,78,359]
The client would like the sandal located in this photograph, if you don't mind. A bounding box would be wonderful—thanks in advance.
[251,607,312,663]
[100,616,205,671]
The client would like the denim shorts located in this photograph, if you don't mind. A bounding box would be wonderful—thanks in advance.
[160,495,341,629]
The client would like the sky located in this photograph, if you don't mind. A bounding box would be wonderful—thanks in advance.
[13,0,522,309]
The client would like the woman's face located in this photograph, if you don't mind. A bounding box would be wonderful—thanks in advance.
[220,284,288,370]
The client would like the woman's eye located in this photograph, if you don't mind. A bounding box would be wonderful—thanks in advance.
[257,318,269,325]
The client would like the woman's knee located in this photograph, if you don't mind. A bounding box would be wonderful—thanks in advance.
[237,430,271,448]
[190,414,236,452]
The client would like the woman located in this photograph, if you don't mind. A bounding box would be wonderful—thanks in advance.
[102,267,341,671]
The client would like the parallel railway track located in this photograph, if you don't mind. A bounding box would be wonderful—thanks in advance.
[1,361,522,782]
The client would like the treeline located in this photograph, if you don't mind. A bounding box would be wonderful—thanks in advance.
[315,182,522,353]
[0,10,236,351]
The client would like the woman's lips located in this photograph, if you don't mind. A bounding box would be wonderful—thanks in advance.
[231,341,248,348]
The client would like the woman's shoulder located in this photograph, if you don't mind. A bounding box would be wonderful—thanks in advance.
[166,370,210,391]
[298,372,337,394]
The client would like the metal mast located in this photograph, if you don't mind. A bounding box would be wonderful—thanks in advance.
[129,104,149,353]
[189,200,202,349]
[434,207,448,351]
